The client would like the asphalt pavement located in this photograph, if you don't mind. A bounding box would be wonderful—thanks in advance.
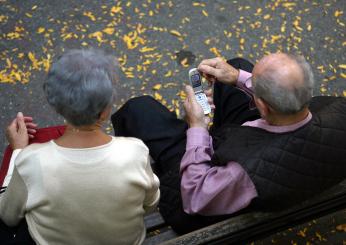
[0,0,345,243]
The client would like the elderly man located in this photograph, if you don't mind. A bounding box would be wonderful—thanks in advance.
[112,53,346,234]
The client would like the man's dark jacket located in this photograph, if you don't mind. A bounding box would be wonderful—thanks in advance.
[211,96,346,210]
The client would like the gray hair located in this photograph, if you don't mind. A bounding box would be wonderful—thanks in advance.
[43,49,117,126]
[253,54,314,114]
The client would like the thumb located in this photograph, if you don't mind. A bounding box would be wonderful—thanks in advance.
[16,112,27,132]
[185,85,197,102]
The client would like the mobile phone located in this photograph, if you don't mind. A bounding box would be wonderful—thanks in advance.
[188,68,211,115]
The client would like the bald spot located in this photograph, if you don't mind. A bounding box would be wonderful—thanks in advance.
[253,53,305,90]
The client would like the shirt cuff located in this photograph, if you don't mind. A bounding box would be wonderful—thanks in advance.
[236,69,252,89]
[186,127,210,148]
[3,149,22,187]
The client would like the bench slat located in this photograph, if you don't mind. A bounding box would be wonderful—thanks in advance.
[144,212,166,231]
[159,180,346,244]
[143,229,178,245]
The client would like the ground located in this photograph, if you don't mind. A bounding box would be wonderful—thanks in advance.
[0,0,345,243]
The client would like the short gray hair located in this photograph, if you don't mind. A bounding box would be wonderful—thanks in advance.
[43,49,117,126]
[253,54,314,114]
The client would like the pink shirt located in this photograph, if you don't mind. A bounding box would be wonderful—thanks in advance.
[180,70,312,216]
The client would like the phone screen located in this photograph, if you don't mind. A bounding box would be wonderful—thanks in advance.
[191,74,201,88]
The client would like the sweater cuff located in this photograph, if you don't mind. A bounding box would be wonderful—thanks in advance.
[3,149,22,187]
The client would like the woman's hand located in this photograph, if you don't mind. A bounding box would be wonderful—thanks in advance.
[6,112,37,150]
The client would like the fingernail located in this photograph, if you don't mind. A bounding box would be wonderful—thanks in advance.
[17,112,23,117]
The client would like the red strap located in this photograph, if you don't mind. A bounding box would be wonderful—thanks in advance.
[0,125,66,187]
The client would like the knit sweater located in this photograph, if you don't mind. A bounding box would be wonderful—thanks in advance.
[0,136,160,245]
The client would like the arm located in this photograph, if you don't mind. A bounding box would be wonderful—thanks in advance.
[2,112,37,188]
[180,128,257,215]
[181,86,257,216]
[2,149,22,187]
[0,165,28,226]
[143,156,160,214]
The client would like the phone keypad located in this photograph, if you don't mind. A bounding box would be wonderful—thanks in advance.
[195,93,211,114]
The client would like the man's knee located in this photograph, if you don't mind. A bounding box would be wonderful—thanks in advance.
[227,57,254,72]
[111,95,166,124]
[125,95,156,108]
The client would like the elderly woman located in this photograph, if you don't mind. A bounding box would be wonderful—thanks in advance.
[0,49,160,244]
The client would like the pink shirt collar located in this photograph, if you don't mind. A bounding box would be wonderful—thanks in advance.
[242,112,312,133]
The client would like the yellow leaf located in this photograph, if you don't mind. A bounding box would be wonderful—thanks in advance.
[111,6,122,14]
[37,27,45,33]
[164,70,172,77]
[83,11,96,21]
[177,90,187,100]
[103,27,115,35]
[28,52,39,69]
[6,58,11,68]
[209,47,221,57]
[180,58,189,67]
[343,91,346,97]
[334,10,343,17]
[307,24,312,31]
[89,31,103,43]
[140,46,156,52]
[339,64,346,69]
[202,10,208,17]
[170,30,182,37]
[263,14,270,20]
[14,72,21,81]
[341,73,346,79]
[154,92,163,101]
[153,84,162,90]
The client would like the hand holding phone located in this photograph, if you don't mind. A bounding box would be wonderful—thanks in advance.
[188,68,211,115]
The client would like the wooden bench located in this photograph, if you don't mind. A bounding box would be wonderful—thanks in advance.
[143,179,346,244]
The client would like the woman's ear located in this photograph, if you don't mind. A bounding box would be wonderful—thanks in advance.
[99,106,112,122]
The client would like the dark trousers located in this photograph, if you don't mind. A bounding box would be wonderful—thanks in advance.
[111,58,260,234]
[0,219,35,245]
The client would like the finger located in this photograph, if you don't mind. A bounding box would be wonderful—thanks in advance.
[207,79,215,87]
[16,112,27,133]
[29,134,35,139]
[198,64,220,78]
[183,98,191,112]
[25,122,38,129]
[210,104,216,110]
[24,117,33,122]
[207,97,213,104]
[200,73,215,85]
[7,118,17,131]
[185,85,197,104]
[198,58,218,68]
[205,88,213,97]
[27,128,37,134]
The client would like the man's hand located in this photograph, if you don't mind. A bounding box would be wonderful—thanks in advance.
[183,86,210,129]
[6,112,37,150]
[198,57,239,85]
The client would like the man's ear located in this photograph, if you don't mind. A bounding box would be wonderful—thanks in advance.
[254,96,270,119]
